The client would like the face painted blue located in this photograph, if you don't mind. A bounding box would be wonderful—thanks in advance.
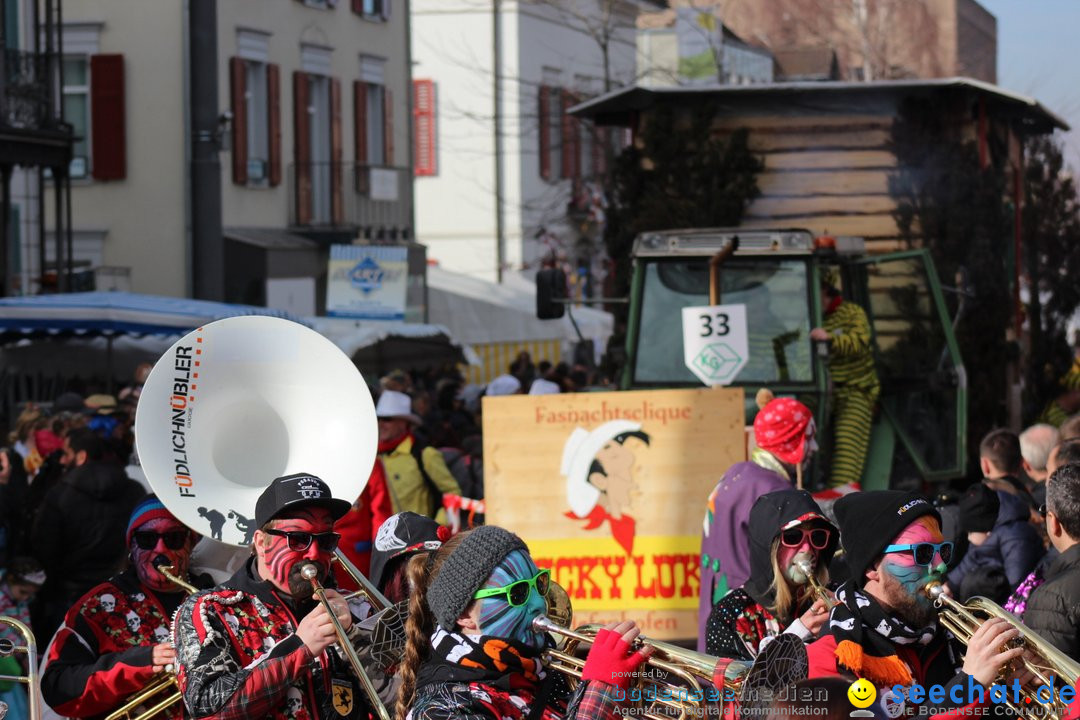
[476,549,547,648]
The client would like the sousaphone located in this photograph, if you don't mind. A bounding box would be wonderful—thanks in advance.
[135,316,377,546]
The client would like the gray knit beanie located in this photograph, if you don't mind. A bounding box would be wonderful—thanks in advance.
[426,525,528,631]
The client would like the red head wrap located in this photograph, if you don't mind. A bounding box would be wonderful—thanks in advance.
[752,397,813,465]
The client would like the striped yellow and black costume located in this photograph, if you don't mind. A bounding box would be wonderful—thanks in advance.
[823,300,880,487]
[1038,356,1080,427]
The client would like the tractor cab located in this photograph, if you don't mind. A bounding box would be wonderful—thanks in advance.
[621,228,967,489]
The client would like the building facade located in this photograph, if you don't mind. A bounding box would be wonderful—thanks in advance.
[411,0,642,284]
[47,0,412,309]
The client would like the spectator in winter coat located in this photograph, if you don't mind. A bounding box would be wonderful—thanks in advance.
[31,428,146,641]
[334,457,393,584]
[946,484,1044,602]
[376,391,461,524]
[1023,463,1080,660]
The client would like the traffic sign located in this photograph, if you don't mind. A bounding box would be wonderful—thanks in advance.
[681,304,748,386]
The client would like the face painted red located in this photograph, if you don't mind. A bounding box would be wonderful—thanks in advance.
[130,517,195,593]
[255,507,336,598]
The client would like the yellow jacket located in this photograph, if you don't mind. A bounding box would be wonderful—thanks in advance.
[380,436,462,524]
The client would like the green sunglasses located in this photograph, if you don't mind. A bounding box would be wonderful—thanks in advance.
[473,568,551,607]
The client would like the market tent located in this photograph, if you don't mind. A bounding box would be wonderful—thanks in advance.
[0,292,478,420]
[426,267,613,383]
[0,291,304,339]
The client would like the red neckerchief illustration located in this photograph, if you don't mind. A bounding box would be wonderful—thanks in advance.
[561,420,651,555]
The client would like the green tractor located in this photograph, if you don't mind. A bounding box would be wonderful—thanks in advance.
[543,228,967,492]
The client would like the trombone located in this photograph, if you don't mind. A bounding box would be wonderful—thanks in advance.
[0,616,39,720]
[301,563,393,720]
[103,564,192,720]
[925,580,1080,720]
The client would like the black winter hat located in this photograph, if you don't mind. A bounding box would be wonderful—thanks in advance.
[744,489,838,609]
[958,483,1000,534]
[834,491,941,585]
[255,473,352,528]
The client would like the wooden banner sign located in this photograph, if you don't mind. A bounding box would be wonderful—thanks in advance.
[483,388,745,641]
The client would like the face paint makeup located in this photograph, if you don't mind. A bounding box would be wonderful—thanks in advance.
[257,507,335,598]
[131,517,194,593]
[475,549,548,648]
[880,517,946,625]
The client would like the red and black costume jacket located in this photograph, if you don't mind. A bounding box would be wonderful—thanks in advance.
[173,557,372,720]
[41,568,201,719]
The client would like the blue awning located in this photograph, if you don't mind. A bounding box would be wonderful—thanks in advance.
[0,291,306,340]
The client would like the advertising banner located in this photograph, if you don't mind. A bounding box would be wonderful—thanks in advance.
[483,388,745,640]
[326,245,408,320]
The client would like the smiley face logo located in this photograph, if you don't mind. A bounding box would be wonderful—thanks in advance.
[847,678,877,709]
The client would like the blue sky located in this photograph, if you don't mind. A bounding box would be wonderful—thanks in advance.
[979,0,1080,168]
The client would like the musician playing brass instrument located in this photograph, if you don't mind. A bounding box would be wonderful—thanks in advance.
[705,490,836,660]
[173,473,375,720]
[41,495,211,719]
[395,525,650,720]
[806,491,1030,715]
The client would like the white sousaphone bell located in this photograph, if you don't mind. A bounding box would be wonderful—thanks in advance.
[135,316,377,546]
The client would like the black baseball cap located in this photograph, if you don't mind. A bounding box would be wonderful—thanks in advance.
[255,473,352,528]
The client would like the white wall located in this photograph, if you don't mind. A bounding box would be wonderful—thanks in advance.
[412,0,639,281]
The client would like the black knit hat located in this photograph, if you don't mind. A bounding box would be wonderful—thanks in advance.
[426,526,527,632]
[958,483,1000,534]
[834,491,941,585]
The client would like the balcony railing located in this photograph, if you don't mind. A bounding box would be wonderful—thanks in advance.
[0,50,53,130]
[287,162,412,235]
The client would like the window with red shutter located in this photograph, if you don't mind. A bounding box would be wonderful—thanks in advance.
[560,89,578,179]
[330,77,343,225]
[293,71,312,225]
[90,54,126,181]
[538,85,551,181]
[413,79,436,176]
[268,64,282,186]
[230,57,248,185]
[383,87,393,166]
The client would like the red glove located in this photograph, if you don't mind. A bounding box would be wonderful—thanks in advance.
[581,628,649,690]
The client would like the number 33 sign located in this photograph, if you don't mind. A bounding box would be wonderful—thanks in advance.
[681,304,749,386]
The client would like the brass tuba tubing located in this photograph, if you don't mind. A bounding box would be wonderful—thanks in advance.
[0,616,40,720]
[301,563,392,720]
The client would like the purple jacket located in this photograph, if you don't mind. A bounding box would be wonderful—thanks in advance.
[698,459,790,651]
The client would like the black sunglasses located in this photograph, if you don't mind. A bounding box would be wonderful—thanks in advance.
[133,531,189,551]
[263,528,341,553]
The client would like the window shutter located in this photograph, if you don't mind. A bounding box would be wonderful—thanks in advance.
[268,63,281,186]
[229,57,247,185]
[383,87,393,166]
[293,71,312,225]
[354,81,368,165]
[413,79,436,176]
[538,85,550,181]
[352,0,363,12]
[330,77,343,225]
[560,89,577,179]
[90,54,126,181]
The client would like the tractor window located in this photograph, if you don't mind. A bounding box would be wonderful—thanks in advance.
[633,258,813,385]
[856,252,965,479]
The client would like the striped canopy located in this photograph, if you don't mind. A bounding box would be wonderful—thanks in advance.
[0,291,305,341]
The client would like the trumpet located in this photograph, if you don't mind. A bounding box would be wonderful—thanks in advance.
[794,558,835,611]
[0,616,40,720]
[532,615,752,719]
[301,563,393,720]
[103,562,195,720]
[925,580,1080,720]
